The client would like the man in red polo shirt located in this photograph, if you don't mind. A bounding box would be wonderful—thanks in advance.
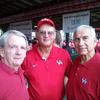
[0,30,29,100]
[22,18,72,100]
[66,25,100,100]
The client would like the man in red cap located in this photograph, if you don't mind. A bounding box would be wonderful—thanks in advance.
[22,18,72,100]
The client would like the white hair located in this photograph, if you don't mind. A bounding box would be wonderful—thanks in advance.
[74,25,97,40]
[0,30,28,48]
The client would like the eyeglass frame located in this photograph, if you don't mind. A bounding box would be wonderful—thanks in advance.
[37,30,56,36]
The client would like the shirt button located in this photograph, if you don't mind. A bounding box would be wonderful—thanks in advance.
[77,67,80,70]
[75,73,77,76]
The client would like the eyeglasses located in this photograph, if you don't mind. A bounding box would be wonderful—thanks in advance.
[38,31,55,36]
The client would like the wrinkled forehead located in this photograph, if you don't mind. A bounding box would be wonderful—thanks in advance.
[74,28,91,38]
[7,34,24,41]
[38,24,56,31]
[6,34,27,46]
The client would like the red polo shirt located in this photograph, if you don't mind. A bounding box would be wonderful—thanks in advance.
[0,61,29,100]
[66,52,100,100]
[22,44,71,100]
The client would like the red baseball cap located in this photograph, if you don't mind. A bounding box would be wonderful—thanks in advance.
[37,18,55,29]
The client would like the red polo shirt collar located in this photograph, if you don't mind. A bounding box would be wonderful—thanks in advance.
[0,61,24,75]
[33,44,56,60]
[76,52,100,69]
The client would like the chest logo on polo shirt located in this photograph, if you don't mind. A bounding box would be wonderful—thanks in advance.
[56,59,63,65]
[32,64,37,68]
[81,77,87,85]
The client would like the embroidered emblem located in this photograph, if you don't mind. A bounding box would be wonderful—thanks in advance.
[81,77,87,85]
[56,60,63,65]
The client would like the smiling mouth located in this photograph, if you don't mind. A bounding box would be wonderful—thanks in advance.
[79,48,85,49]
[78,47,86,49]
[14,58,22,60]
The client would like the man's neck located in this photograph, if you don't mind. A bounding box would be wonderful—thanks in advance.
[80,50,95,64]
[1,59,19,71]
[38,45,52,59]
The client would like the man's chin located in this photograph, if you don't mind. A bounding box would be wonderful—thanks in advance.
[78,51,87,55]
[14,62,22,67]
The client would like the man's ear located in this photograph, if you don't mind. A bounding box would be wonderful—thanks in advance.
[54,32,56,39]
[94,39,98,47]
[0,48,4,58]
[35,30,39,38]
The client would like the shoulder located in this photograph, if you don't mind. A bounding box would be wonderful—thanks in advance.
[53,46,70,55]
[53,46,71,61]
[22,45,38,69]
[91,52,100,64]
[53,46,72,64]
[0,68,8,89]
[26,44,38,57]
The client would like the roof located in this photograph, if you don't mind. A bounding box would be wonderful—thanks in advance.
[0,0,71,18]
[0,0,99,26]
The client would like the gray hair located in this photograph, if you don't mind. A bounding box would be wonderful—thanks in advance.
[0,30,28,48]
[74,25,97,40]
[0,29,3,36]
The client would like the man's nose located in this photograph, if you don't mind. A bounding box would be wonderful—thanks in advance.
[44,32,49,37]
[79,39,84,45]
[16,47,22,54]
